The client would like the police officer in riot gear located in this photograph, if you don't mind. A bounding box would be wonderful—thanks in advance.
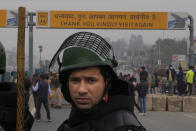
[49,32,145,131]
[0,42,34,131]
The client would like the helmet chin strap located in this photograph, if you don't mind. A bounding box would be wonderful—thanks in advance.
[102,81,111,103]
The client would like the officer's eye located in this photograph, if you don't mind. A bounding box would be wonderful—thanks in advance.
[70,78,80,83]
[87,78,97,83]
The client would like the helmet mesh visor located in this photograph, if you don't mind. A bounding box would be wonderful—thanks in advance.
[63,32,113,60]
[49,32,115,69]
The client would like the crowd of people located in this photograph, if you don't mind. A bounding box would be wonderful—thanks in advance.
[1,70,64,123]
[119,64,196,116]
[120,65,195,96]
[2,60,195,123]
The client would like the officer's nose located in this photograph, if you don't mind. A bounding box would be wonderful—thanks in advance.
[78,80,88,95]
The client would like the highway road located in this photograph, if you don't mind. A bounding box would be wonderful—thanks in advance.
[31,105,196,131]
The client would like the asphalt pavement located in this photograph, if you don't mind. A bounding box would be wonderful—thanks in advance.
[31,105,71,131]
[137,111,196,131]
[31,106,196,131]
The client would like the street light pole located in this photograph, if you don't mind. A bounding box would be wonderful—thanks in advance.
[158,41,161,68]
[28,12,36,78]
[188,15,194,66]
[38,45,43,67]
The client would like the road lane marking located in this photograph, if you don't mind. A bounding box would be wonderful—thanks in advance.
[184,114,196,120]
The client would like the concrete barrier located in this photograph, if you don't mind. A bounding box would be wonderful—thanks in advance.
[146,94,153,111]
[167,95,182,112]
[183,96,196,112]
[134,94,196,113]
[152,95,166,111]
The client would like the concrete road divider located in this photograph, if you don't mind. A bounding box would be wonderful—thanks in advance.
[152,95,166,111]
[183,96,196,112]
[167,95,182,112]
[135,94,196,113]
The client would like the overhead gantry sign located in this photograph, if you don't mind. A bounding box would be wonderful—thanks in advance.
[37,11,168,29]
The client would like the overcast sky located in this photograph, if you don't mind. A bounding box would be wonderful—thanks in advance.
[0,0,195,62]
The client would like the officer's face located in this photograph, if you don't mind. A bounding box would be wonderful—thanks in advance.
[69,67,105,109]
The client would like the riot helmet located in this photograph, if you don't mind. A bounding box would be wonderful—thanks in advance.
[49,32,118,103]
[0,42,6,74]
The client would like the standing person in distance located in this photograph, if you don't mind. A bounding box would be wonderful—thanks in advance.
[166,65,176,95]
[186,66,194,96]
[177,66,184,96]
[24,71,32,111]
[32,74,52,122]
[138,66,148,116]
[32,73,40,118]
[55,73,62,108]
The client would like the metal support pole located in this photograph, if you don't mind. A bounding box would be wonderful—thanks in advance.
[28,12,36,78]
[188,15,194,66]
